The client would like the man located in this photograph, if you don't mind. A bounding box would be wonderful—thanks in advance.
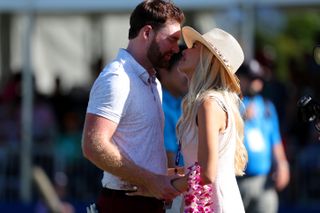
[81,1,185,212]
[156,46,188,168]
[157,47,188,213]
[236,61,290,213]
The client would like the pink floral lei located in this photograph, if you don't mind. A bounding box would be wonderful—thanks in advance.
[184,162,214,213]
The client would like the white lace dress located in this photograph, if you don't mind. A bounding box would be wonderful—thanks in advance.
[181,93,245,213]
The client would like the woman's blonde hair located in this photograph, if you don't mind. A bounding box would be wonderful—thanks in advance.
[176,45,247,175]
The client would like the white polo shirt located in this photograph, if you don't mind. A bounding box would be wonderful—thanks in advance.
[87,48,167,190]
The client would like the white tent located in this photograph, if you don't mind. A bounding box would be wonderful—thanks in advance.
[1,0,320,12]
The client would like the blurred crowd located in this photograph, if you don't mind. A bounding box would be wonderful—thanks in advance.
[242,47,320,210]
[0,61,104,207]
[0,44,320,212]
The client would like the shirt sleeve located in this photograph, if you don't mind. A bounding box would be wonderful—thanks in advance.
[87,70,130,124]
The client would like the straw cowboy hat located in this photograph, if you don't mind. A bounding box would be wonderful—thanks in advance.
[182,26,244,74]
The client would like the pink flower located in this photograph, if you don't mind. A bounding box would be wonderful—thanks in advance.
[184,162,214,213]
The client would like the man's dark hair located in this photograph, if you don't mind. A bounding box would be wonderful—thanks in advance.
[237,61,264,81]
[128,0,184,39]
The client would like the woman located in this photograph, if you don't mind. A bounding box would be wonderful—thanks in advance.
[171,26,248,213]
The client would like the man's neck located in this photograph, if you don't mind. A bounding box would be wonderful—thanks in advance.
[162,82,180,98]
[127,42,155,76]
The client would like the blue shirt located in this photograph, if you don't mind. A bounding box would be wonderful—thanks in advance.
[162,88,184,166]
[243,95,281,175]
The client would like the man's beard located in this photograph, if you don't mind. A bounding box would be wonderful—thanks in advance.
[147,38,170,69]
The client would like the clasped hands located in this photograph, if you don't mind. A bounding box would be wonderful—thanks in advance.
[126,167,185,201]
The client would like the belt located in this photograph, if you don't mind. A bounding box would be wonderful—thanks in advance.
[101,187,172,210]
[101,187,137,195]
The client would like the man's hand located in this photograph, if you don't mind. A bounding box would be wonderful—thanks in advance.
[126,173,181,200]
[272,143,290,191]
[273,161,290,191]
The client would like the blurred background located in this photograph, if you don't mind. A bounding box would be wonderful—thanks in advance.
[0,0,320,212]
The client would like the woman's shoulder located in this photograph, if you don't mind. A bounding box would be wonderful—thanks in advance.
[198,90,227,112]
[198,90,225,102]
[197,92,227,129]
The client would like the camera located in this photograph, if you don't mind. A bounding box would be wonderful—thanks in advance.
[297,95,320,132]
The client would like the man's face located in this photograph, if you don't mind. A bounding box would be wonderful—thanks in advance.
[147,21,181,69]
[169,64,189,97]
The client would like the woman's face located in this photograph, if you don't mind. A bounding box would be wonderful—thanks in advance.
[178,42,201,79]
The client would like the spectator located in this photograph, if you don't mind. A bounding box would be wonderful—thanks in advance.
[236,61,290,213]
[156,45,188,168]
[157,46,188,213]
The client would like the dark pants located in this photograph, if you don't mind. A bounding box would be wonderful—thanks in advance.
[96,188,165,213]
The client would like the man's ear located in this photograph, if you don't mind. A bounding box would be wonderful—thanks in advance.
[141,25,153,40]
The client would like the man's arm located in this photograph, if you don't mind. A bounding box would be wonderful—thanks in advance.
[267,101,290,191]
[272,142,290,191]
[81,113,179,200]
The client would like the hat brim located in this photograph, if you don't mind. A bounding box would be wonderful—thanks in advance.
[182,26,240,93]
[182,26,231,73]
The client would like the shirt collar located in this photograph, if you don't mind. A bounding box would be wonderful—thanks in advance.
[118,48,155,85]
